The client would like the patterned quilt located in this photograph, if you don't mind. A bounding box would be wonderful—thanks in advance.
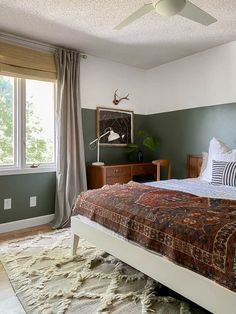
[73,181,236,292]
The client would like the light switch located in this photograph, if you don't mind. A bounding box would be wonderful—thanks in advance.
[30,196,37,207]
[4,198,11,210]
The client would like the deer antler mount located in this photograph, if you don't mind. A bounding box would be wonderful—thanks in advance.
[113,89,129,105]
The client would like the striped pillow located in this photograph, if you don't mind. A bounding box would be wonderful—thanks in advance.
[212,160,236,187]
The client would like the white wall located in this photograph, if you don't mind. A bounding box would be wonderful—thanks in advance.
[145,41,236,114]
[80,55,146,114]
[80,41,236,116]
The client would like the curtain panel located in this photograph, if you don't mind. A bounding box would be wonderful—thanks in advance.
[52,48,87,229]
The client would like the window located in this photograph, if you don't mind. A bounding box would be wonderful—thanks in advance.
[0,75,56,173]
[25,79,55,165]
[0,76,15,166]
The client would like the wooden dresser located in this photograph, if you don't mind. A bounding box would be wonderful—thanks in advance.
[87,162,156,189]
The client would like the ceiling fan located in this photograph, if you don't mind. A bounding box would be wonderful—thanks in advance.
[114,0,217,30]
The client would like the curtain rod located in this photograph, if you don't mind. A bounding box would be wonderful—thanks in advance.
[0,31,87,59]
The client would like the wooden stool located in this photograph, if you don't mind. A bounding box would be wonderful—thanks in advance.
[152,159,171,181]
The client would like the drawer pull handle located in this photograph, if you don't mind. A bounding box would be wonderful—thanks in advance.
[114,169,121,173]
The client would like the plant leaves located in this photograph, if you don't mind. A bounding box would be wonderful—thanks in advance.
[126,143,139,153]
[138,130,146,138]
[143,137,158,151]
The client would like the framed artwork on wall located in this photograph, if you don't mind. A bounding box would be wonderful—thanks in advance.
[97,107,134,146]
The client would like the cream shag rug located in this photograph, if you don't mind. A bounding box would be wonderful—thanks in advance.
[0,229,207,314]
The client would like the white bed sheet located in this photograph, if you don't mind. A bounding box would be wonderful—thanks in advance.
[146,178,236,200]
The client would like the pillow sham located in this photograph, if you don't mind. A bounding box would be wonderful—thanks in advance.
[214,149,236,162]
[201,138,230,181]
[199,152,208,178]
[212,160,236,187]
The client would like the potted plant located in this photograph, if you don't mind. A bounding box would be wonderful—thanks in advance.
[126,130,158,162]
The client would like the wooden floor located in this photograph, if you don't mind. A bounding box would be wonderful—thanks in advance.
[0,224,52,314]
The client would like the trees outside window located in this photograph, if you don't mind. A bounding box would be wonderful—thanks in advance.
[0,75,55,170]
[0,76,14,165]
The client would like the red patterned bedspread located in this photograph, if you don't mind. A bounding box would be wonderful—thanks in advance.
[73,181,236,291]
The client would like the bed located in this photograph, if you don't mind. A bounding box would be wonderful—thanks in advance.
[71,155,236,314]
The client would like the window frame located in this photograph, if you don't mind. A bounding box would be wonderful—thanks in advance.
[0,75,56,175]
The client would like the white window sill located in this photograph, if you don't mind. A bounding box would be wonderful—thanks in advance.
[0,167,56,176]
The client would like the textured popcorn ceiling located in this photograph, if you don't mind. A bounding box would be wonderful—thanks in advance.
[0,0,236,69]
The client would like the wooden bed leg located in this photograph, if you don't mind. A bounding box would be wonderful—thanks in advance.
[72,233,80,255]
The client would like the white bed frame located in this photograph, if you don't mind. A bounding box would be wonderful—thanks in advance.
[71,216,236,314]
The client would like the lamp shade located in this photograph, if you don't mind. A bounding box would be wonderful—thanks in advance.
[108,130,120,142]
[90,128,120,166]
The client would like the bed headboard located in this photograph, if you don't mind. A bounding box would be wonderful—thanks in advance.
[187,155,203,178]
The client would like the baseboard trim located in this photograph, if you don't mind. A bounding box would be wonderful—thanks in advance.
[0,214,55,233]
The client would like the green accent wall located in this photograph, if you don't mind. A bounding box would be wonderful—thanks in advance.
[0,172,56,224]
[146,103,236,178]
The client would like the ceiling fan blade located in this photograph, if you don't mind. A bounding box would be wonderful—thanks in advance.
[114,3,154,30]
[179,0,217,26]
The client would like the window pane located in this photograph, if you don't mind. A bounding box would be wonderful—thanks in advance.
[0,75,14,166]
[25,79,55,164]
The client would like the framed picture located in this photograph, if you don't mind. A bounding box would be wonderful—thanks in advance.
[97,107,134,146]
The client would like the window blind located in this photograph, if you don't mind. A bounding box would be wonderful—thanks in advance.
[0,41,56,80]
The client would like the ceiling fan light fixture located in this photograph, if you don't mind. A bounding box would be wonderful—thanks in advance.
[153,0,186,16]
[114,0,217,30]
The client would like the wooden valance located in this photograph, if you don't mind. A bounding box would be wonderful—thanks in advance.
[0,41,56,81]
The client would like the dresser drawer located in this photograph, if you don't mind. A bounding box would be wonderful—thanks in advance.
[106,166,131,178]
[106,176,131,185]
[87,162,155,189]
[132,164,155,176]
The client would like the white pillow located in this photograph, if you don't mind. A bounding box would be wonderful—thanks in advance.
[201,138,230,181]
[214,149,236,162]
[199,152,208,177]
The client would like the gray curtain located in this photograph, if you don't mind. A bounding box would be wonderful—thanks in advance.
[52,48,87,229]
